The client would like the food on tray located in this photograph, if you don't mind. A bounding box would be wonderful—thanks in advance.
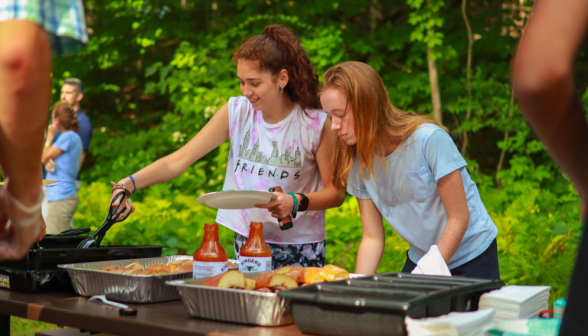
[318,264,350,281]
[255,273,298,291]
[199,263,349,293]
[98,259,194,275]
[296,267,324,284]
[245,278,256,290]
[203,270,246,289]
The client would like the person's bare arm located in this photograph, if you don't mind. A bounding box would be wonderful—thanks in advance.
[0,21,51,259]
[436,170,470,263]
[113,103,230,213]
[42,145,64,164]
[512,0,588,216]
[355,197,385,275]
[78,150,86,172]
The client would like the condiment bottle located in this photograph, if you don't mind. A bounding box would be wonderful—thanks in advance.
[193,223,229,278]
[239,222,273,273]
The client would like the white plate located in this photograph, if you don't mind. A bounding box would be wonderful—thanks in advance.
[197,190,278,209]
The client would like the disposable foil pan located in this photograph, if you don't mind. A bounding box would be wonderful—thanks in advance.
[166,272,292,326]
[59,256,238,303]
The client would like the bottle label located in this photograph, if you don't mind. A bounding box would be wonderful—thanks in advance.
[193,261,228,278]
[238,256,273,273]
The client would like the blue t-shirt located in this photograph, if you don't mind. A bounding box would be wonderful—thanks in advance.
[46,131,83,202]
[51,109,93,180]
[346,124,498,269]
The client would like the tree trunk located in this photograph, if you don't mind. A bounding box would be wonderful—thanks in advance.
[496,87,515,189]
[427,47,443,124]
[460,0,474,156]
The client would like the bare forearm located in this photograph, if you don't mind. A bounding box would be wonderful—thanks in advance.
[118,154,186,192]
[302,186,345,211]
[513,0,588,200]
[355,236,384,275]
[437,218,468,263]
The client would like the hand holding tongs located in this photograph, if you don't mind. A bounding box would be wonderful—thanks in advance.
[77,192,129,249]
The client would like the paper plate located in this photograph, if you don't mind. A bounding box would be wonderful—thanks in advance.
[196,190,278,209]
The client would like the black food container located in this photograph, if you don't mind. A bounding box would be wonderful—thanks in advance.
[278,272,504,336]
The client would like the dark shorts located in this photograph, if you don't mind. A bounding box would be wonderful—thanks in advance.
[401,238,501,280]
[234,233,326,270]
[559,212,588,336]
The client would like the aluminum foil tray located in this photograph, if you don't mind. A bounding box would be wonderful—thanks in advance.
[166,272,292,326]
[59,256,239,303]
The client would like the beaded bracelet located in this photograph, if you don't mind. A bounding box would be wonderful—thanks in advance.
[110,181,132,198]
[288,192,298,218]
[128,175,137,192]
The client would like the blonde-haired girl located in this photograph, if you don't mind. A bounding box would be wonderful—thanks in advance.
[320,61,499,279]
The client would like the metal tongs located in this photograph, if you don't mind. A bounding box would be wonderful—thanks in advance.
[77,192,129,249]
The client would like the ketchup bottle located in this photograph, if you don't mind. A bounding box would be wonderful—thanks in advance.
[239,222,273,273]
[193,223,229,278]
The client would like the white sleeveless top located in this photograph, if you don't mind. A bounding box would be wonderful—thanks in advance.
[216,96,328,244]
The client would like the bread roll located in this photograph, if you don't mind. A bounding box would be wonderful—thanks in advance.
[318,264,349,281]
[145,264,167,272]
[273,266,293,274]
[203,270,245,289]
[123,262,144,271]
[245,278,256,290]
[255,273,299,289]
[296,267,324,284]
[285,267,304,281]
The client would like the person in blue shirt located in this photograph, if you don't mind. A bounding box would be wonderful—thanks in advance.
[319,62,499,279]
[42,103,83,234]
[47,78,93,184]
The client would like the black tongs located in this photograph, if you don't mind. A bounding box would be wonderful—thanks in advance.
[77,192,129,249]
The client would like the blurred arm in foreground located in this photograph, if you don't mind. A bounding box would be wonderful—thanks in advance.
[0,21,52,260]
[512,0,588,217]
[512,1,588,335]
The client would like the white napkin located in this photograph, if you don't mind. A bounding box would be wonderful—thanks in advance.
[405,308,496,336]
[411,245,451,276]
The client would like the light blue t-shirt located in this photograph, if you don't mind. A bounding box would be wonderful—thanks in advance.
[347,124,498,269]
[46,130,83,202]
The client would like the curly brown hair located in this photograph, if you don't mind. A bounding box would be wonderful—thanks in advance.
[233,24,321,114]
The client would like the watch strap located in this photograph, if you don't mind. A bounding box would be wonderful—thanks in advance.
[296,193,309,212]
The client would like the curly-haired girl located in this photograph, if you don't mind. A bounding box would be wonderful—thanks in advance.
[111,25,345,268]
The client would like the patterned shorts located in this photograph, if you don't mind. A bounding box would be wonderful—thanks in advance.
[234,233,326,269]
[0,0,88,56]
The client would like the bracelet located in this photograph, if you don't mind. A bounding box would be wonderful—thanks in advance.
[128,175,137,192]
[110,181,132,198]
[288,192,298,218]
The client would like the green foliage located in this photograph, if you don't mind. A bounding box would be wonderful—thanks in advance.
[53,0,587,306]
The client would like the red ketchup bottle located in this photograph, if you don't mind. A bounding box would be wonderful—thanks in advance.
[239,222,273,273]
[193,223,229,278]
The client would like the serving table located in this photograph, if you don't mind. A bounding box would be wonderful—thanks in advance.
[0,289,314,336]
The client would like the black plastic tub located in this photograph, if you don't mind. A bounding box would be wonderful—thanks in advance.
[278,273,504,336]
[0,244,164,293]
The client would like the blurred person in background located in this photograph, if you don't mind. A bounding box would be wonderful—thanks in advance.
[46,78,93,227]
[0,1,87,259]
[42,103,83,234]
[512,0,588,334]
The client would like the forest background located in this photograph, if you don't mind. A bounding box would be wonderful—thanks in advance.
[27,0,588,322]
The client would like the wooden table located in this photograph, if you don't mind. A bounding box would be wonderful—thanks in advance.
[0,289,313,336]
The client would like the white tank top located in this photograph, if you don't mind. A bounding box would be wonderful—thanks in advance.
[216,96,328,244]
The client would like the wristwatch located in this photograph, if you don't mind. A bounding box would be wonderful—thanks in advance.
[296,193,309,212]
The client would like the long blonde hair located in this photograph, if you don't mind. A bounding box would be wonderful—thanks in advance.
[321,61,446,189]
